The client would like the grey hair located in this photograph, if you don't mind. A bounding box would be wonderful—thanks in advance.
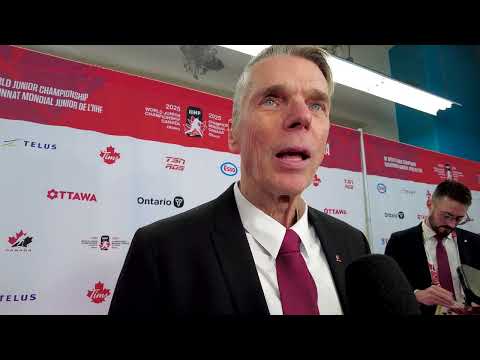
[231,45,334,129]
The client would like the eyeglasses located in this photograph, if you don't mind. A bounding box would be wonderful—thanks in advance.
[441,212,473,226]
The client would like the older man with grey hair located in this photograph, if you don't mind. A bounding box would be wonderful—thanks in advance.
[109,45,370,316]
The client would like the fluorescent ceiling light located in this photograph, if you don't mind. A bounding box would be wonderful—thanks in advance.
[219,45,459,116]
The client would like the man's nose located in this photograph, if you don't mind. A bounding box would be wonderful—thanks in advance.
[284,99,312,130]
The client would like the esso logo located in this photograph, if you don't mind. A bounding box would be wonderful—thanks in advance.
[220,162,238,176]
[377,183,387,194]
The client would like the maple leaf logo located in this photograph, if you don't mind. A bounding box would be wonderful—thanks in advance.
[86,281,111,304]
[8,230,26,245]
[47,189,58,200]
[99,145,121,165]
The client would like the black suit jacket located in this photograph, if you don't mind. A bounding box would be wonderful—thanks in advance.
[385,223,480,315]
[109,184,370,316]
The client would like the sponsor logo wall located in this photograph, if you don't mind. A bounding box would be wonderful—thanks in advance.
[365,134,480,253]
[1,46,479,313]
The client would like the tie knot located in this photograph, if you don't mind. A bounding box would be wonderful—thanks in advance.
[435,233,445,242]
[279,229,301,255]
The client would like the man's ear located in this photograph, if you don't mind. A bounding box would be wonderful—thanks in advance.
[228,119,240,154]
[426,198,432,211]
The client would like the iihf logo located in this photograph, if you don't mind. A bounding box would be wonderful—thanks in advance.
[184,106,205,137]
[99,235,111,251]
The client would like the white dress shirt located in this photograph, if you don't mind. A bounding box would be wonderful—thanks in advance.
[421,219,464,302]
[233,182,343,315]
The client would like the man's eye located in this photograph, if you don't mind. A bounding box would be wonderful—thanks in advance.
[310,103,325,112]
[262,97,278,107]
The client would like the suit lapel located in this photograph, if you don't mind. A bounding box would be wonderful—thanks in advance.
[456,228,470,265]
[307,209,349,312]
[210,184,269,315]
[412,223,433,287]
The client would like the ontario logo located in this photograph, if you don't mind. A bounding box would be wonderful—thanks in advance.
[323,208,348,215]
[165,156,185,171]
[99,145,120,165]
[5,230,33,252]
[184,106,205,137]
[377,183,387,194]
[220,162,238,176]
[86,282,111,304]
[137,195,184,208]
[312,174,321,187]
[384,211,405,219]
[47,189,97,202]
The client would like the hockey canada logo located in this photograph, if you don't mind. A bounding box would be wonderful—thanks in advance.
[99,145,120,165]
[47,189,97,202]
[6,230,33,251]
[184,106,205,137]
[86,282,111,304]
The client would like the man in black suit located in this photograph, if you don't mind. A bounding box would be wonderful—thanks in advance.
[385,180,480,315]
[109,45,370,316]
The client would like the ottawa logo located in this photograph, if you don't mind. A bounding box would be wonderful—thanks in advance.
[47,189,97,202]
[99,145,120,165]
[86,282,111,304]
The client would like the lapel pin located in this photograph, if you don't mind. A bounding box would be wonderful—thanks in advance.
[336,255,342,263]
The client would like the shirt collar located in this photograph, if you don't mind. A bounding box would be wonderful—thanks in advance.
[233,182,311,259]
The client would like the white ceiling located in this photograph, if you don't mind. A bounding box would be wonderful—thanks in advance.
[20,45,399,140]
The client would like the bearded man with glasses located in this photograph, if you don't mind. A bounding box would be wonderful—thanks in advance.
[385,179,480,315]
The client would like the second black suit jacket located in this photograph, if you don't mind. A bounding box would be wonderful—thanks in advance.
[385,223,480,315]
[109,184,370,316]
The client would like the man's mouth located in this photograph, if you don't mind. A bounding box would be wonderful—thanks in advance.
[275,147,311,161]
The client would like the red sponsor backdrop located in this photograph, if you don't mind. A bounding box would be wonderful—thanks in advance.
[365,133,480,191]
[0,46,361,172]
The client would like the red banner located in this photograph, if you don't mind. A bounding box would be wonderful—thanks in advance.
[0,45,361,172]
[365,133,480,191]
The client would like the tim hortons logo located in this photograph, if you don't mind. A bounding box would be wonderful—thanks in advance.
[47,189,97,202]
[99,146,120,165]
[165,156,185,171]
[86,282,111,304]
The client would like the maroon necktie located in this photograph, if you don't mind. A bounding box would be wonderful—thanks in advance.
[276,229,319,315]
[435,234,455,298]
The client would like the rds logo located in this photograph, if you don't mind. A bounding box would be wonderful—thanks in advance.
[220,162,238,177]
